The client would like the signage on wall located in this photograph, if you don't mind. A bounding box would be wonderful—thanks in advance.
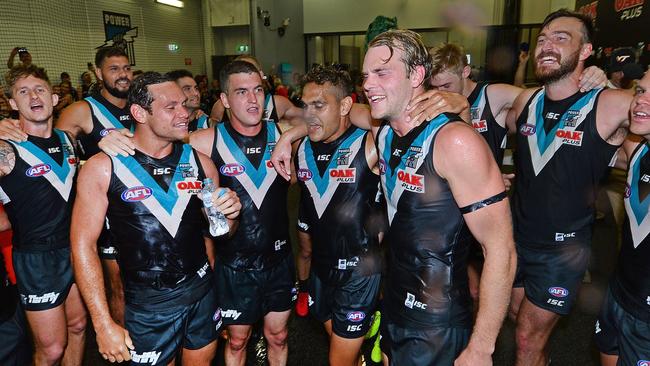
[97,11,139,66]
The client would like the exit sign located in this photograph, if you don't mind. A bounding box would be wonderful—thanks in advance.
[237,44,249,53]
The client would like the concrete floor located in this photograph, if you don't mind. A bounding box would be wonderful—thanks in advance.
[82,185,621,366]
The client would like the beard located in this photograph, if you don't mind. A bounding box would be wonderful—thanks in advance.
[103,78,130,99]
[534,49,580,84]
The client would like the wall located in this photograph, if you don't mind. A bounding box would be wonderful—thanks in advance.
[0,0,207,88]
[520,0,576,23]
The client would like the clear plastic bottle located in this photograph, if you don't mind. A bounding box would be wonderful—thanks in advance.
[201,178,229,236]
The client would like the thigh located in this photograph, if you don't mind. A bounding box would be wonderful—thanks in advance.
[331,272,381,339]
[13,248,73,311]
[25,305,67,348]
[517,243,590,315]
[262,255,295,315]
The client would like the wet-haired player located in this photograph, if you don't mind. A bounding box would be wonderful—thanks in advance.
[71,72,241,365]
[1,64,86,365]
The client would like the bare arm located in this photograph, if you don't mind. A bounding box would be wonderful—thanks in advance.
[435,123,516,364]
[209,99,226,121]
[55,100,94,140]
[597,89,633,146]
[188,127,215,157]
[70,153,133,363]
[405,90,471,124]
[513,51,529,88]
[0,141,16,177]
[7,48,17,69]
[505,87,538,135]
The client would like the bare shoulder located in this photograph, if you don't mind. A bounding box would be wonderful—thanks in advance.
[0,140,16,176]
[189,127,215,156]
[435,121,486,155]
[487,83,523,110]
[78,153,112,186]
[599,88,633,111]
[56,100,92,134]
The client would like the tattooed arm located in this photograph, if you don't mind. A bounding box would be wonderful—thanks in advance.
[0,141,16,177]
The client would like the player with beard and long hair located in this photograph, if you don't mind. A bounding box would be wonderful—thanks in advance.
[0,46,134,329]
[505,9,633,366]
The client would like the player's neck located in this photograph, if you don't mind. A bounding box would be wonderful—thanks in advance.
[188,108,198,121]
[323,117,351,144]
[229,116,262,137]
[20,117,52,138]
[463,79,477,98]
[389,87,422,137]
[100,89,127,109]
[544,67,582,101]
[133,131,174,159]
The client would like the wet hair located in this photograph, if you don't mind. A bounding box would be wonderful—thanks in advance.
[127,71,172,113]
[219,60,261,93]
[95,46,129,68]
[367,29,432,89]
[301,65,353,100]
[5,64,50,96]
[541,9,594,44]
[430,43,468,77]
[166,69,194,81]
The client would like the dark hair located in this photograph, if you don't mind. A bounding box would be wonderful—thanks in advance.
[95,46,129,68]
[127,71,172,113]
[368,29,432,89]
[219,60,261,92]
[166,69,194,81]
[5,64,50,96]
[301,65,353,100]
[541,9,594,43]
[60,72,70,79]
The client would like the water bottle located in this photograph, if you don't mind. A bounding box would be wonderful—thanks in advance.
[201,178,229,236]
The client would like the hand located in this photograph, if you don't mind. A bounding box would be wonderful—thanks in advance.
[502,173,515,191]
[10,47,19,56]
[98,129,135,157]
[195,109,206,118]
[270,136,293,181]
[0,119,27,142]
[96,321,134,363]
[518,50,529,64]
[579,66,607,92]
[454,345,492,366]
[406,90,470,124]
[213,188,241,219]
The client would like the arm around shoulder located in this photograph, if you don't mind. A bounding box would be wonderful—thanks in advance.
[55,100,93,140]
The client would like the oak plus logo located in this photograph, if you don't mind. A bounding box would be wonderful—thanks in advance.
[614,0,644,20]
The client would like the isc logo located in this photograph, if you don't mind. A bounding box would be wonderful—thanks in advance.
[121,186,152,202]
[641,174,650,183]
[297,169,312,181]
[220,164,245,176]
[548,287,569,298]
[26,164,51,177]
[330,168,355,183]
[317,154,331,161]
[153,167,172,175]
[346,311,365,322]
[246,147,261,154]
[473,120,488,133]
[404,292,427,310]
[520,124,536,136]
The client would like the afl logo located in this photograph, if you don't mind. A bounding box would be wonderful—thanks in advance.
[213,308,222,322]
[625,183,631,198]
[637,361,650,366]
[346,311,365,322]
[220,163,245,176]
[520,124,536,136]
[297,169,313,181]
[548,287,569,298]
[378,159,386,175]
[121,186,152,202]
[26,164,51,177]
[100,128,116,137]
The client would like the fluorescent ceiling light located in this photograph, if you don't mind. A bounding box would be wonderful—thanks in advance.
[156,0,184,8]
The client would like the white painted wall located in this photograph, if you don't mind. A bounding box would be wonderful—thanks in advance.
[0,0,207,88]
[520,0,576,23]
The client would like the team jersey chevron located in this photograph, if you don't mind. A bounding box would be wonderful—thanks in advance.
[471,84,488,132]
[525,88,601,176]
[297,128,365,218]
[86,96,134,132]
[9,129,76,201]
[216,121,278,209]
[378,115,449,224]
[196,115,209,129]
[625,143,650,248]
[262,94,275,122]
[112,144,198,237]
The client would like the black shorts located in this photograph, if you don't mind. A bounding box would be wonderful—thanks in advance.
[214,254,295,325]
[380,317,470,366]
[309,267,380,339]
[0,296,32,366]
[513,241,590,315]
[594,287,650,364]
[125,286,219,366]
[13,246,74,311]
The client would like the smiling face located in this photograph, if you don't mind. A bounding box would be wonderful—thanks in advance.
[176,76,201,110]
[221,72,265,129]
[142,82,190,142]
[96,56,133,99]
[534,16,590,84]
[362,45,418,122]
[630,72,650,137]
[9,75,58,124]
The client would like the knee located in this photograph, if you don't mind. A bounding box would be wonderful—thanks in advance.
[67,315,87,336]
[227,333,250,352]
[299,246,312,260]
[37,341,66,363]
[515,326,542,353]
[264,327,288,348]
